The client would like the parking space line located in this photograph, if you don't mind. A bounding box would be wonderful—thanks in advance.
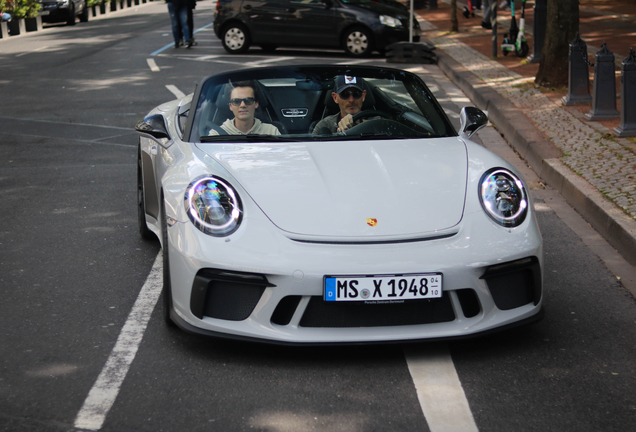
[147,58,160,72]
[166,85,185,99]
[404,344,479,432]
[74,253,163,431]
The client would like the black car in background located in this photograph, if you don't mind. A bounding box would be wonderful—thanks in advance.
[213,0,421,56]
[39,0,89,26]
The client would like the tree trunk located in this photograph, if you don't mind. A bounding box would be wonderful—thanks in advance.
[451,0,458,32]
[535,0,579,87]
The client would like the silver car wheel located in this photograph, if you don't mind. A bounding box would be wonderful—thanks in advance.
[345,31,369,55]
[224,27,246,51]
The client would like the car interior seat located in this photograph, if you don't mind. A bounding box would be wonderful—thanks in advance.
[212,82,288,134]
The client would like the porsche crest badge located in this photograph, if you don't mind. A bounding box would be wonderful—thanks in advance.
[366,218,378,227]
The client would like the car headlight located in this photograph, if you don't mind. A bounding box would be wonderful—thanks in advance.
[380,15,401,28]
[479,168,528,227]
[184,176,242,236]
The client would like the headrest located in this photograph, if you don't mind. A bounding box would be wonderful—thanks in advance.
[215,82,269,108]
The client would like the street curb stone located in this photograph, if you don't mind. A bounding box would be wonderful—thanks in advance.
[435,50,636,267]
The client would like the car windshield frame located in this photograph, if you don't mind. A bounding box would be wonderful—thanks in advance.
[184,65,457,144]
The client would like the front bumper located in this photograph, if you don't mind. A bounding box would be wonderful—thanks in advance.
[166,208,543,344]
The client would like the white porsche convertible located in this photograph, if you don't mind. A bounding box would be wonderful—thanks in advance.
[135,65,543,344]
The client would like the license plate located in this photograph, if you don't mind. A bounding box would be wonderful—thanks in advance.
[324,273,442,302]
[41,10,50,15]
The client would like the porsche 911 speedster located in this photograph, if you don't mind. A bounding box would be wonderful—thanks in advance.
[135,65,543,344]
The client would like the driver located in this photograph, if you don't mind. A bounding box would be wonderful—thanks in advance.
[313,75,369,134]
[209,81,281,136]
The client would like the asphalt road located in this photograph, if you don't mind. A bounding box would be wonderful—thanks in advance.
[1,2,635,431]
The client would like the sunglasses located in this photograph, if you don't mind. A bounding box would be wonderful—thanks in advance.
[230,97,256,106]
[339,89,363,99]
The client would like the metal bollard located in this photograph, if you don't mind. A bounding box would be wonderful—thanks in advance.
[586,42,619,120]
[491,4,498,57]
[562,33,592,106]
[527,0,546,63]
[613,48,636,137]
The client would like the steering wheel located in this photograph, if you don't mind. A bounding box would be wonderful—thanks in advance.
[352,110,391,122]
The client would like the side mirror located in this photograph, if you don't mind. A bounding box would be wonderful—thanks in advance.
[135,114,170,141]
[459,106,488,139]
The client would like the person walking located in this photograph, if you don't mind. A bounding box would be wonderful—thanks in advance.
[176,0,197,47]
[166,0,192,48]
[481,0,495,29]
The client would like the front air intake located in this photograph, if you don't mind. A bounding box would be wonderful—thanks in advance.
[190,269,275,321]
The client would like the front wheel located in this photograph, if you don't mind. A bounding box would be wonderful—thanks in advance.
[137,147,156,241]
[343,27,373,57]
[66,4,76,25]
[222,24,251,54]
[516,41,529,58]
[161,198,176,327]
[79,4,89,22]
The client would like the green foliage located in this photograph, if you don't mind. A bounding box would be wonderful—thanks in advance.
[4,0,41,18]
[0,0,12,14]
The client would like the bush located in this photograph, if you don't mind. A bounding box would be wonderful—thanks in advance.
[0,0,11,14]
[4,0,41,18]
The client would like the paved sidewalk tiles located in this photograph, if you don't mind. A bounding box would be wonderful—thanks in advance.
[415,3,636,266]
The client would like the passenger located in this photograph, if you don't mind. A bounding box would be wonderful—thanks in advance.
[313,75,369,134]
[210,81,281,135]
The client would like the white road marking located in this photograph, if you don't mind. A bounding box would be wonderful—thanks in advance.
[147,58,160,72]
[404,344,479,432]
[166,85,185,99]
[74,253,163,431]
[16,46,49,57]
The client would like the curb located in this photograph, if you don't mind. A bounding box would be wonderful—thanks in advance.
[435,50,636,267]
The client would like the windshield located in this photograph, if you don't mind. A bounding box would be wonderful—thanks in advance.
[186,66,456,143]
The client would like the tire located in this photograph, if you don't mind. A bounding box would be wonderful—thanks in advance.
[516,41,529,58]
[137,147,156,241]
[222,24,250,54]
[161,197,176,327]
[79,4,89,22]
[66,4,76,26]
[343,27,373,57]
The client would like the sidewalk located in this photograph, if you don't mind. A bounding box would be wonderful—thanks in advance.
[415,0,636,266]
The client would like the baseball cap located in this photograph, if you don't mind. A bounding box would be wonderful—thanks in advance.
[334,75,364,94]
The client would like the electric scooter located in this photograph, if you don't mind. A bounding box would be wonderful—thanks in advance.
[501,0,529,57]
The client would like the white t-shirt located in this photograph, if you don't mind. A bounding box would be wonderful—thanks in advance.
[209,118,281,136]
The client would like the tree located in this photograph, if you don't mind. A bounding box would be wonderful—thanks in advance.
[535,0,579,87]
[451,0,458,32]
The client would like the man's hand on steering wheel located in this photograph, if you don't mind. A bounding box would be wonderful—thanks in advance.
[336,114,355,133]
[336,110,391,133]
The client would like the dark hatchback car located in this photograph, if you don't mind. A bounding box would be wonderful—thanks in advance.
[39,0,89,26]
[213,0,421,56]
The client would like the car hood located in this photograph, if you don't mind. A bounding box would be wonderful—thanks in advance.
[197,138,467,239]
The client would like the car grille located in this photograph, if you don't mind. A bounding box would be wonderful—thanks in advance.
[298,293,455,328]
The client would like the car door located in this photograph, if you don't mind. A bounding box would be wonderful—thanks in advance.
[285,0,339,48]
[241,0,289,45]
